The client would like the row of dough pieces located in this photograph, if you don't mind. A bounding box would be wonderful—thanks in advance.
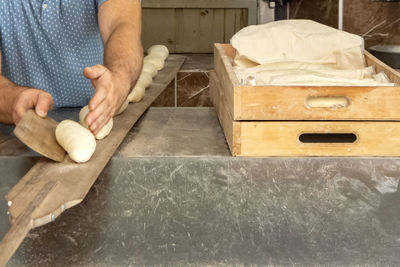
[55,45,169,163]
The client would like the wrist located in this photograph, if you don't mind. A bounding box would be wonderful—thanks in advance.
[0,85,25,124]
[10,85,26,105]
[110,70,134,96]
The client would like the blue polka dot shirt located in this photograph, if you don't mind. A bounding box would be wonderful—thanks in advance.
[0,0,108,108]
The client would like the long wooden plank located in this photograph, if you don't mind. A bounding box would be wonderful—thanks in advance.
[5,55,185,229]
[0,181,57,267]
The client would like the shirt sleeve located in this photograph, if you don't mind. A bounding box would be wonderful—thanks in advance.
[96,0,108,8]
[96,0,142,9]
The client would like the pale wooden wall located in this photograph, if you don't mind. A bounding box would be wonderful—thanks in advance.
[142,8,248,53]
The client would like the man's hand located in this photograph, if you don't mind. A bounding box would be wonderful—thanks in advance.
[81,0,142,135]
[83,64,130,135]
[0,50,53,125]
[11,88,53,124]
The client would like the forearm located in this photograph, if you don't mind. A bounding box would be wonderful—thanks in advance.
[0,76,25,124]
[85,0,143,133]
[103,23,143,95]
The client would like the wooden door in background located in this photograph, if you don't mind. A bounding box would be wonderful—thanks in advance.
[142,8,249,53]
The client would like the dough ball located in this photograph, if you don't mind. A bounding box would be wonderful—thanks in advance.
[127,72,152,103]
[79,105,113,140]
[78,106,91,127]
[147,45,169,60]
[143,55,165,71]
[116,99,129,115]
[56,120,96,163]
[136,72,153,89]
[128,84,145,103]
[142,62,158,78]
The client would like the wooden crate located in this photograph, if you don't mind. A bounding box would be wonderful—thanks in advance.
[211,71,400,157]
[214,43,400,121]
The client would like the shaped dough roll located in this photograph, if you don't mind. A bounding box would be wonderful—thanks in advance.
[127,72,153,102]
[79,105,113,140]
[136,72,153,88]
[128,84,145,103]
[142,62,158,78]
[143,55,165,71]
[56,120,96,163]
[116,99,129,115]
[147,45,169,60]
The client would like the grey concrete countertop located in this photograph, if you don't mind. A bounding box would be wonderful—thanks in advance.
[1,107,400,266]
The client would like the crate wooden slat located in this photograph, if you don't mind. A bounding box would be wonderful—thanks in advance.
[211,71,400,157]
[210,70,241,155]
[214,43,400,121]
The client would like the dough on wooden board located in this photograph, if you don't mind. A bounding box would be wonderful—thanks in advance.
[116,99,129,115]
[147,45,169,60]
[55,120,96,163]
[125,44,169,104]
[136,72,153,88]
[142,62,158,78]
[128,72,153,102]
[79,106,113,140]
[128,84,145,103]
[144,55,165,71]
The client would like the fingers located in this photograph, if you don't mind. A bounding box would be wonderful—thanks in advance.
[11,89,53,124]
[35,92,53,117]
[83,64,107,80]
[87,97,116,135]
[85,100,108,129]
[12,95,31,124]
[84,65,130,135]
[86,91,118,134]
[91,112,112,136]
[88,86,107,112]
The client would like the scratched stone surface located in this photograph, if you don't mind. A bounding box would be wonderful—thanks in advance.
[1,108,400,266]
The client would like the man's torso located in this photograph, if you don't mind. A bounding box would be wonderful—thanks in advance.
[0,0,107,108]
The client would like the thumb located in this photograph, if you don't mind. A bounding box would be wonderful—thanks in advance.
[35,91,53,117]
[83,64,107,80]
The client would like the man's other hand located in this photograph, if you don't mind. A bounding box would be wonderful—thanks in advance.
[83,64,130,135]
[12,89,53,124]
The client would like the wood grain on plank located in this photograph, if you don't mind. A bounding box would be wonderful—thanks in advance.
[13,110,66,162]
[6,55,186,229]
[0,181,57,267]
